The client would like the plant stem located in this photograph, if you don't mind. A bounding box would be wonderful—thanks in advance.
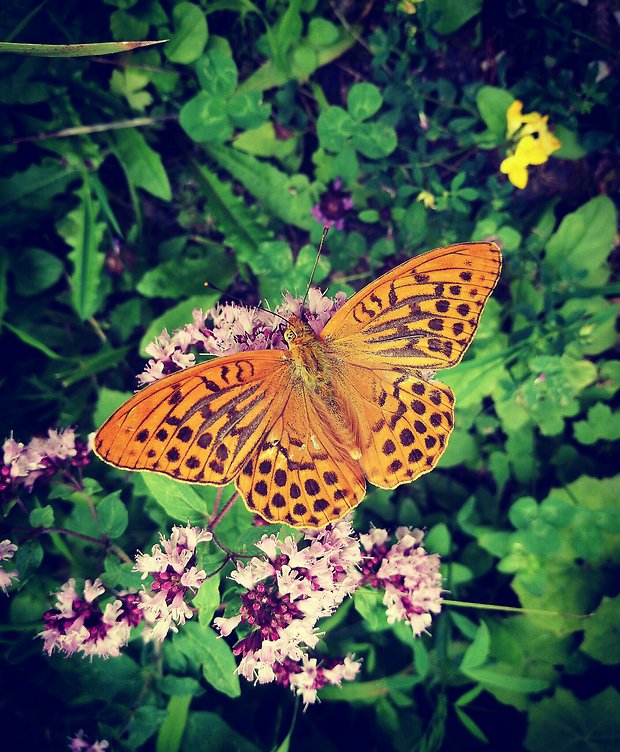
[208,491,241,530]
[443,599,592,619]
[8,114,178,145]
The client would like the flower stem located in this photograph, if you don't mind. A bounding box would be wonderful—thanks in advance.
[443,599,592,620]
[208,491,240,530]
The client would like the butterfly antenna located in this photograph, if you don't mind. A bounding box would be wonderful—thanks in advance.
[302,226,329,308]
[204,282,288,324]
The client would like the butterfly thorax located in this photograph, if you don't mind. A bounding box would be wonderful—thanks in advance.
[284,315,333,397]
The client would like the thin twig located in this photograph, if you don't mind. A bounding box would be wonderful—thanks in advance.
[208,491,241,530]
[8,114,178,145]
[444,599,592,620]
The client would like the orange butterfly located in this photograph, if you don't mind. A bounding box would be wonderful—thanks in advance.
[95,242,501,528]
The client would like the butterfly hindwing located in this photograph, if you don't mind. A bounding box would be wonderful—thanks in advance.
[95,351,292,484]
[235,387,366,528]
[322,242,502,370]
[332,364,454,489]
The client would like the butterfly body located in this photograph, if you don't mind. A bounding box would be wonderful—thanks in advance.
[95,242,501,528]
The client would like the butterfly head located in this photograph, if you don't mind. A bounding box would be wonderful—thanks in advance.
[283,315,312,347]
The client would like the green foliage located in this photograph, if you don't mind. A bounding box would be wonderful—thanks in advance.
[1,0,618,750]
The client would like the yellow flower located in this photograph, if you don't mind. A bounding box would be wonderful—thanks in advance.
[416,190,436,209]
[502,100,561,189]
[534,117,561,156]
[399,0,425,14]
[499,154,529,189]
[506,100,542,139]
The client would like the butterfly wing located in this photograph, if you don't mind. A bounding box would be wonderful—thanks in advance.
[322,242,502,370]
[94,350,294,485]
[323,242,501,490]
[332,364,455,489]
[235,386,366,528]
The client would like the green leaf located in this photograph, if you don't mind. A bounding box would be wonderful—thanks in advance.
[156,694,191,752]
[195,48,238,97]
[180,93,232,143]
[509,497,539,529]
[140,472,213,523]
[573,403,620,445]
[0,40,166,56]
[475,85,513,138]
[191,161,269,260]
[426,0,483,34]
[227,91,271,129]
[354,587,388,632]
[250,241,329,304]
[11,248,64,296]
[125,705,168,748]
[553,124,587,160]
[291,45,318,79]
[347,82,383,122]
[399,201,428,248]
[3,321,63,361]
[581,596,620,665]
[525,687,620,752]
[545,196,617,287]
[110,67,153,111]
[200,626,241,697]
[183,712,261,752]
[110,9,148,41]
[454,706,489,744]
[539,496,576,528]
[425,523,451,555]
[461,621,490,670]
[175,622,240,698]
[317,106,355,152]
[307,18,340,47]
[97,491,129,538]
[195,575,221,625]
[56,181,107,321]
[465,667,550,693]
[29,506,54,528]
[237,28,355,94]
[561,297,618,357]
[137,247,234,299]
[165,2,208,64]
[233,121,297,159]
[114,128,172,201]
[0,161,77,208]
[351,121,397,159]
[159,676,204,698]
[13,540,43,583]
[204,145,314,229]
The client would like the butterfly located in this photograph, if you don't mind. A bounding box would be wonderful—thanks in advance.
[95,242,501,528]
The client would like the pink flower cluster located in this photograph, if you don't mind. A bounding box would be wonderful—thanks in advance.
[214,519,362,705]
[214,521,442,704]
[69,729,109,752]
[138,287,346,385]
[0,539,18,594]
[359,527,442,636]
[135,523,213,641]
[39,578,142,659]
[1,427,92,498]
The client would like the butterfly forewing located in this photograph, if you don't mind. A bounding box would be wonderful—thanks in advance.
[322,242,502,370]
[95,351,292,484]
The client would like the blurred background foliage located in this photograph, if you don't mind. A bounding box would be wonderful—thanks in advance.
[0,0,619,750]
